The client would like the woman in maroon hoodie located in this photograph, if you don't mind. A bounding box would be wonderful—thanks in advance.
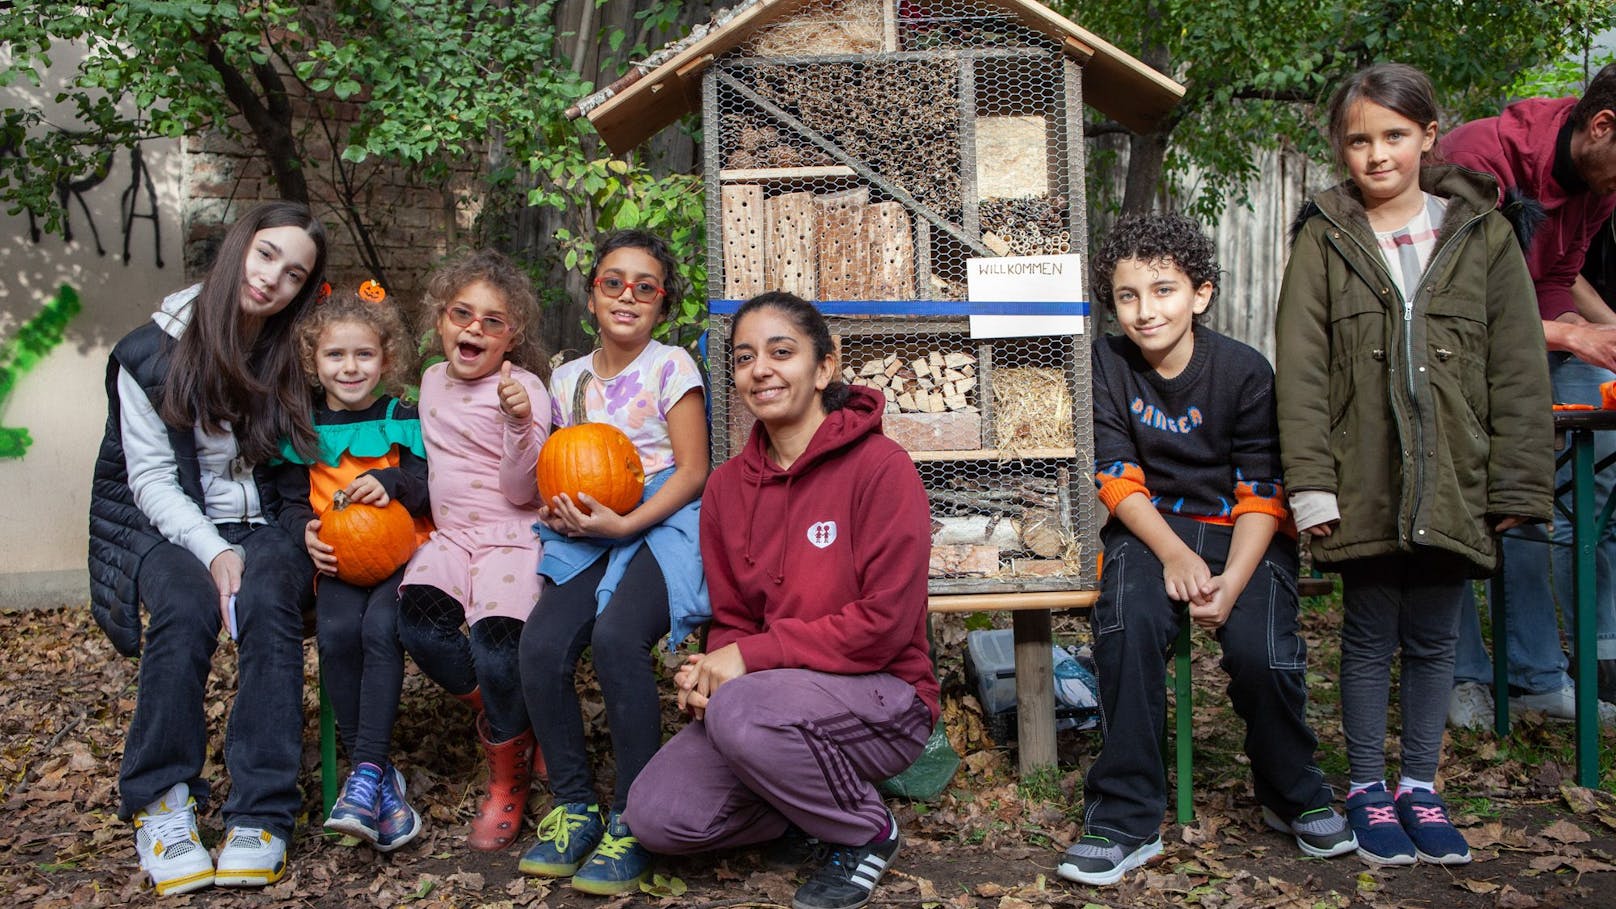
[624,291,937,909]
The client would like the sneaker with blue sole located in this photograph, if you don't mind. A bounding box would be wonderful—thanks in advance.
[1345,783,1416,865]
[1395,789,1471,865]
[571,811,653,895]
[324,763,384,844]
[1055,833,1162,886]
[518,802,605,877]
[375,764,422,853]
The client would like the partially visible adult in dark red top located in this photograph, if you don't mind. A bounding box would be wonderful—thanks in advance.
[1442,63,1616,724]
[625,291,936,909]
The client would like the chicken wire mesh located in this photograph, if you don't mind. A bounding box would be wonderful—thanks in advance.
[703,0,1098,594]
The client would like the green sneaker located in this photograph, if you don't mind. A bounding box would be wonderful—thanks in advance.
[571,811,652,895]
[518,803,604,877]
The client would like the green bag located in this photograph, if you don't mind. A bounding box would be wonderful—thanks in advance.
[877,720,960,801]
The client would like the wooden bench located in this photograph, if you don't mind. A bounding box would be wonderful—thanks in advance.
[929,574,1337,824]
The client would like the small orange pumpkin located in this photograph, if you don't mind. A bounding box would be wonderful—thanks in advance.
[318,489,418,586]
[536,370,645,516]
[358,279,386,303]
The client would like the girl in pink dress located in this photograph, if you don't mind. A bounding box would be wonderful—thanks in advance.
[396,250,551,851]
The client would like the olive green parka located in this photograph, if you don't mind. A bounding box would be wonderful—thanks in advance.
[1274,164,1553,574]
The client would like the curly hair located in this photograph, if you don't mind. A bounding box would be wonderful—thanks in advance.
[1091,213,1221,314]
[419,249,549,381]
[297,291,414,396]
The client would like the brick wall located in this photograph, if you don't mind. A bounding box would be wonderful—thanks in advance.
[181,94,483,312]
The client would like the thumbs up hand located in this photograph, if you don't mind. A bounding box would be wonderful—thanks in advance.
[497,360,531,422]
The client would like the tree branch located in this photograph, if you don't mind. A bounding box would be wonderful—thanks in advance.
[203,39,307,203]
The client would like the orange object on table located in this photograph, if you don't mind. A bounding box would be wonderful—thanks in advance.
[1602,379,1616,410]
[1557,403,1598,412]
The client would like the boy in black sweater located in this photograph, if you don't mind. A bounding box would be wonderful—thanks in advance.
[1057,214,1353,887]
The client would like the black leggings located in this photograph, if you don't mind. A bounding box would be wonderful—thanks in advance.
[520,546,669,811]
[397,585,528,740]
[316,571,405,767]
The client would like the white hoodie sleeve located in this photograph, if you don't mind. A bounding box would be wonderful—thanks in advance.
[118,367,232,570]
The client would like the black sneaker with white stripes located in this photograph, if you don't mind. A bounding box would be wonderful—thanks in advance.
[790,811,901,909]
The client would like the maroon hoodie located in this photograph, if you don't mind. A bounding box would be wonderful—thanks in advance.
[1442,96,1616,321]
[700,385,940,721]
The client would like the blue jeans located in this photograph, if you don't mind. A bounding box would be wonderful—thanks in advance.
[118,523,313,840]
[1455,353,1616,693]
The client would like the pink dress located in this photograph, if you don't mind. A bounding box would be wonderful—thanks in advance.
[403,361,550,623]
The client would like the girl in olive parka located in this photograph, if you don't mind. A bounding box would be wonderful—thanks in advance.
[1274,64,1552,867]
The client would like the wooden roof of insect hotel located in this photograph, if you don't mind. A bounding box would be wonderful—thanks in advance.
[567,0,1186,156]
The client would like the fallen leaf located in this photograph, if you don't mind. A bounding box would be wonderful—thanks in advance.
[1528,854,1572,872]
[1570,857,1616,873]
[1454,879,1499,894]
[1540,819,1591,844]
[1496,884,1540,908]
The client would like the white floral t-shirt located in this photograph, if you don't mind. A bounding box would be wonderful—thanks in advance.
[548,340,705,475]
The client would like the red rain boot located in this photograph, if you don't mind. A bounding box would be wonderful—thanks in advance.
[455,688,545,781]
[467,715,533,851]
[454,688,485,715]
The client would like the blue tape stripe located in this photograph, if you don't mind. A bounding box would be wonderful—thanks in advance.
[708,299,1089,316]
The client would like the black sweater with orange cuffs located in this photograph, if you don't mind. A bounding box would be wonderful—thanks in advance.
[1091,324,1290,529]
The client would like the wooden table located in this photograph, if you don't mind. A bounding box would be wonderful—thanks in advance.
[928,591,1098,774]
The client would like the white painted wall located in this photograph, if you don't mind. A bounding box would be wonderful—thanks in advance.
[0,42,185,605]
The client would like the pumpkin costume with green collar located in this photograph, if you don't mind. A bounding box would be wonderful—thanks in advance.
[271,395,433,549]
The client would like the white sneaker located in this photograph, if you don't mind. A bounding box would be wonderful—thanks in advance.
[1511,686,1616,726]
[214,825,288,887]
[1447,681,1494,730]
[133,782,214,895]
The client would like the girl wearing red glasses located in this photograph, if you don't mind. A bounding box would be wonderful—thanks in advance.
[396,249,553,852]
[516,229,710,894]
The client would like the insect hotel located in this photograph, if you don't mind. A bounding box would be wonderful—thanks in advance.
[569,0,1183,769]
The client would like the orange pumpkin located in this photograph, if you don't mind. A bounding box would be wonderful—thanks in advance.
[536,370,645,515]
[357,279,386,303]
[318,489,419,586]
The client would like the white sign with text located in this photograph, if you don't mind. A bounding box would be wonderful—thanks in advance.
[965,253,1086,339]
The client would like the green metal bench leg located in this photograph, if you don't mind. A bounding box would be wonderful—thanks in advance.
[320,671,338,819]
[1174,620,1193,825]
[1489,567,1510,738]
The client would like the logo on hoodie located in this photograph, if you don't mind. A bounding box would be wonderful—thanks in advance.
[807,521,838,549]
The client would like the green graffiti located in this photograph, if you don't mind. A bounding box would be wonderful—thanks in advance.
[0,284,82,458]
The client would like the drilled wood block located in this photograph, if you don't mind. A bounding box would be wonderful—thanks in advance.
[765,191,817,298]
[867,201,914,300]
[815,188,870,300]
[721,184,766,299]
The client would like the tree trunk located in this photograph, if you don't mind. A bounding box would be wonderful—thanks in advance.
[1118,21,1170,215]
[1120,129,1167,215]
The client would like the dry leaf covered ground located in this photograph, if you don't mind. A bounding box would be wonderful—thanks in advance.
[4,602,1616,908]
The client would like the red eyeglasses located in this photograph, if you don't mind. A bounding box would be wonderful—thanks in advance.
[593,275,666,303]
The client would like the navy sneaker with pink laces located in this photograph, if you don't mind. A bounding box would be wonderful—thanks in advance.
[1344,782,1415,865]
[1394,789,1471,865]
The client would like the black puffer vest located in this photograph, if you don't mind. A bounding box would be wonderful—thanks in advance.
[87,322,202,657]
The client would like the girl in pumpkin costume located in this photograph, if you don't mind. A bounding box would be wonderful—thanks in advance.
[270,287,430,851]
[516,230,710,895]
[396,250,553,852]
